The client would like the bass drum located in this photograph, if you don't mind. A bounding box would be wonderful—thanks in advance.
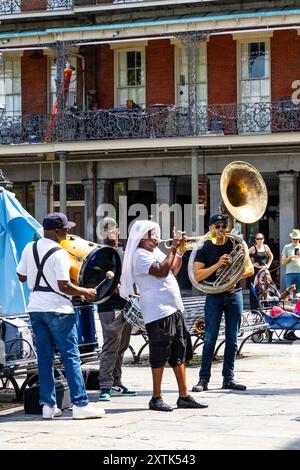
[60,235,121,304]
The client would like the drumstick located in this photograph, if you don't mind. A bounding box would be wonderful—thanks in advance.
[94,271,115,291]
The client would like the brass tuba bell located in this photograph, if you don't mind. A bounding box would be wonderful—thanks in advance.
[220,161,268,224]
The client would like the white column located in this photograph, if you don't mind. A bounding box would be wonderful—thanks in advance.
[83,179,93,241]
[207,173,221,217]
[191,148,199,234]
[278,171,298,289]
[58,151,67,214]
[154,177,174,239]
[32,181,49,223]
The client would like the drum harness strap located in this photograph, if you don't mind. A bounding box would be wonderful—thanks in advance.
[32,241,70,300]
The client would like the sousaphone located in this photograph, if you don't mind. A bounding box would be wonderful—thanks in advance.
[188,161,268,294]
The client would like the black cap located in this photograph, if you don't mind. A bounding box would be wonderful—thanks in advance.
[209,214,227,226]
[43,212,76,230]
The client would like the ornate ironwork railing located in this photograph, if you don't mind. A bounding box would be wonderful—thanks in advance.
[0,101,299,145]
[0,0,159,14]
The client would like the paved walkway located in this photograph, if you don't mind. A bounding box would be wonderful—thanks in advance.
[1,337,300,450]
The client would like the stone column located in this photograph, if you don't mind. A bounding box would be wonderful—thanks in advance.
[32,181,49,224]
[57,151,67,214]
[207,174,221,217]
[278,171,298,289]
[83,179,93,241]
[154,177,175,239]
[191,148,199,235]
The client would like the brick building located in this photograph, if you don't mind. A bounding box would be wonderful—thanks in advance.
[0,0,300,286]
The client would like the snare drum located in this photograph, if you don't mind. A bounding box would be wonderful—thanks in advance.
[122,299,146,333]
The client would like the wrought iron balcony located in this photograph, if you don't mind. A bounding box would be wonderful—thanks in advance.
[0,100,299,145]
[0,0,162,15]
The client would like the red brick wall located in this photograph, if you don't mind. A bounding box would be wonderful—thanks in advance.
[146,40,175,105]
[271,30,300,101]
[21,51,48,115]
[207,35,237,105]
[21,0,46,11]
[96,45,114,109]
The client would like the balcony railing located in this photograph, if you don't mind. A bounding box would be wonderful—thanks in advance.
[0,101,299,145]
[0,0,160,15]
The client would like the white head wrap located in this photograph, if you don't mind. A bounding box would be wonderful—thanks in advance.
[120,220,161,299]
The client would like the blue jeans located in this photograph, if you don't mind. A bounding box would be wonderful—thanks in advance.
[30,312,89,407]
[200,289,243,383]
[285,273,300,292]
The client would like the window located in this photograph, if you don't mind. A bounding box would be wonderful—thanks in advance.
[238,39,271,134]
[0,58,21,117]
[176,43,207,107]
[239,41,270,104]
[116,50,145,107]
[49,56,77,112]
[13,183,35,217]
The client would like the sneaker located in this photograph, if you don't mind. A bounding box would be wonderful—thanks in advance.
[149,396,173,412]
[98,388,111,401]
[192,380,208,392]
[177,395,208,409]
[284,331,298,341]
[42,404,62,419]
[72,403,105,420]
[111,385,137,396]
[222,380,247,391]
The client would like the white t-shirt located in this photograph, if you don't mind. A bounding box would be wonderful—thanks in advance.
[17,238,74,313]
[133,247,183,324]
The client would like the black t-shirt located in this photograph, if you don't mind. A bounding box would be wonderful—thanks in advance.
[194,238,241,288]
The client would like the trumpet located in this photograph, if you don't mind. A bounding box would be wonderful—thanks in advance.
[162,231,217,251]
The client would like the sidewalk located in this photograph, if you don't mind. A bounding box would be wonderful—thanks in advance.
[0,336,300,450]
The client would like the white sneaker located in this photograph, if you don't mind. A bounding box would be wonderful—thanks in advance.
[42,404,62,419]
[72,403,105,420]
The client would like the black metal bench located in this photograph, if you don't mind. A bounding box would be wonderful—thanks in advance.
[0,315,102,400]
[128,295,269,363]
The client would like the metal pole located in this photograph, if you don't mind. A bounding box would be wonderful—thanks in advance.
[191,148,199,235]
[58,152,67,214]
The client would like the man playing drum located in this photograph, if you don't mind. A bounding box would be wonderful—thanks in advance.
[121,220,208,412]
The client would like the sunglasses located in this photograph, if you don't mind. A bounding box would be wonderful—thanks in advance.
[215,224,227,229]
[256,238,264,240]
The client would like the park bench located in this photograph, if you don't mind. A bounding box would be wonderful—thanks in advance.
[128,295,269,363]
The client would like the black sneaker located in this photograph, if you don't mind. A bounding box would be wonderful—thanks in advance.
[149,397,173,412]
[284,331,298,341]
[177,395,208,409]
[192,381,208,392]
[222,380,247,391]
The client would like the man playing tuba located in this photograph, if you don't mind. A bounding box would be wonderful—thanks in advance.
[192,213,254,393]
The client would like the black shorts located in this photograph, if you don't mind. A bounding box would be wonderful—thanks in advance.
[145,310,193,368]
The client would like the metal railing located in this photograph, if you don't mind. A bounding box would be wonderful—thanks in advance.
[0,0,162,14]
[0,101,299,145]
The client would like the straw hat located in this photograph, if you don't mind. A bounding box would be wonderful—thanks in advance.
[289,229,300,239]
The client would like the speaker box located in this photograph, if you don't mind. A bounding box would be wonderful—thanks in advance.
[24,380,71,414]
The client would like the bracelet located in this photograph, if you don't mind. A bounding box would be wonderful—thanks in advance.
[176,252,183,258]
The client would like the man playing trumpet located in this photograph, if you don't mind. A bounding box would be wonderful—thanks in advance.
[192,213,254,393]
[120,220,208,412]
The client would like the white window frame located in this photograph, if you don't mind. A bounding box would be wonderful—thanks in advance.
[174,41,208,107]
[236,37,271,134]
[114,47,146,108]
[237,37,271,105]
[0,56,21,118]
